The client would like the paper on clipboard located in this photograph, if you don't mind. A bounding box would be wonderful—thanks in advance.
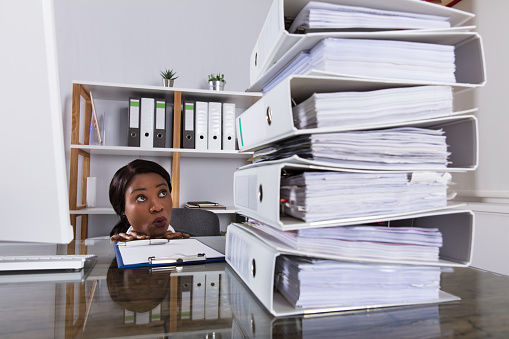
[114,238,225,268]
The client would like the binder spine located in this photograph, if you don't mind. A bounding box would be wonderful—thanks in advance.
[140,97,155,149]
[153,99,166,148]
[182,101,195,149]
[222,103,236,150]
[195,101,208,150]
[226,224,278,314]
[128,98,140,147]
[208,102,222,150]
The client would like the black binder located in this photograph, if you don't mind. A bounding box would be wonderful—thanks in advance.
[128,98,140,147]
[182,101,195,149]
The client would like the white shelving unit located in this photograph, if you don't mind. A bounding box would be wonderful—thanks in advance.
[69,81,261,239]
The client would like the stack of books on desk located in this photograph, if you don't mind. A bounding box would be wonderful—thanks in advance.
[226,0,484,317]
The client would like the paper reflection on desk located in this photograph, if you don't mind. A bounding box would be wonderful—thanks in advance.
[225,266,451,339]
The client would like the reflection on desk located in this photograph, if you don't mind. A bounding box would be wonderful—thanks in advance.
[0,237,508,338]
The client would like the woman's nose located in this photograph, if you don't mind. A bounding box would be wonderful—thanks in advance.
[149,199,163,213]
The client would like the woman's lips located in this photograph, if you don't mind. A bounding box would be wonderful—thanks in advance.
[152,216,167,228]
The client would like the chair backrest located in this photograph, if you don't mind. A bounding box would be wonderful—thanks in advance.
[170,208,221,236]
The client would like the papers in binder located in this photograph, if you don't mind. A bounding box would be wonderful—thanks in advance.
[113,238,225,268]
[250,127,449,170]
[246,218,442,262]
[263,38,456,93]
[288,1,451,33]
[275,255,441,309]
[293,85,454,130]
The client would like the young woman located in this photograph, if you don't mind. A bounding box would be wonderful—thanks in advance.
[109,159,189,241]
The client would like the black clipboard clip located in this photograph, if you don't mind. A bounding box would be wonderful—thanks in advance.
[148,253,206,265]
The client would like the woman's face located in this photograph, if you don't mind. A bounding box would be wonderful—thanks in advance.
[124,172,173,237]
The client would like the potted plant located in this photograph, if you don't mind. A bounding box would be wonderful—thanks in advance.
[208,73,226,91]
[160,68,178,87]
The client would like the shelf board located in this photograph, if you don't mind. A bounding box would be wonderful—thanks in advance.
[74,80,262,109]
[71,144,253,158]
[70,207,239,215]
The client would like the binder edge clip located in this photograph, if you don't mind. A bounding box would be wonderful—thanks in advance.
[148,253,206,265]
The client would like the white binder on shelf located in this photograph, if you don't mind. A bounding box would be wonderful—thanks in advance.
[234,161,470,231]
[222,103,236,150]
[238,75,478,152]
[225,222,464,317]
[239,114,478,172]
[208,102,222,150]
[249,31,485,93]
[140,97,155,149]
[154,99,166,148]
[250,0,475,85]
[195,101,209,150]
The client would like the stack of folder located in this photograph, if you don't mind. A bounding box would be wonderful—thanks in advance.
[226,0,485,317]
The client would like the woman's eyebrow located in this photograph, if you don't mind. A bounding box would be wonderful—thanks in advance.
[130,182,167,194]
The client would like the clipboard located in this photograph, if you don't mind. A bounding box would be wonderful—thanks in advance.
[113,238,225,269]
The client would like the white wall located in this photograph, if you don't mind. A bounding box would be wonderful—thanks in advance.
[453,0,509,203]
[54,0,273,236]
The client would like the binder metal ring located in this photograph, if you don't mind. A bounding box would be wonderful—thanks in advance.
[266,107,272,125]
[258,184,263,202]
[251,258,256,277]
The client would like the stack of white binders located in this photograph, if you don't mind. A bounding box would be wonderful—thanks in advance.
[226,0,486,317]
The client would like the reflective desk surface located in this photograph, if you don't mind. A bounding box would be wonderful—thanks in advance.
[1,236,509,339]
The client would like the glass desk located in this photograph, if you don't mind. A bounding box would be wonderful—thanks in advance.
[0,237,508,338]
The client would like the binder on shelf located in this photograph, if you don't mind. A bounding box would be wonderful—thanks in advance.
[113,238,225,269]
[195,101,209,150]
[238,75,477,152]
[222,103,236,150]
[225,222,462,317]
[153,99,166,148]
[140,97,155,149]
[128,98,140,147]
[249,31,485,93]
[234,161,470,230]
[208,102,222,150]
[250,0,475,85]
[182,101,195,149]
[239,114,478,172]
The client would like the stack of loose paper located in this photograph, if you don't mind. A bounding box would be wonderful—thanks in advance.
[250,127,449,170]
[275,255,442,308]
[293,85,453,129]
[288,2,451,33]
[263,38,455,92]
[277,171,450,223]
[247,218,443,262]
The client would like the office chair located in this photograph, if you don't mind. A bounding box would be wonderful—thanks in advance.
[170,208,221,236]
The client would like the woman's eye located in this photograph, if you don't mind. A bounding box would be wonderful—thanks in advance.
[159,190,168,198]
[136,195,147,202]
